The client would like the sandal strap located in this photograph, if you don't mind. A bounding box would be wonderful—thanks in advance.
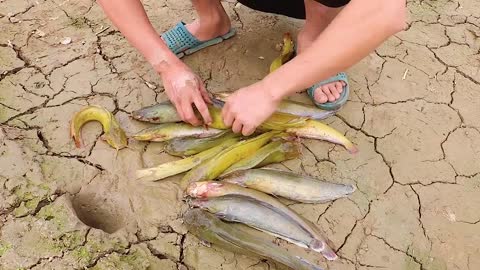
[161,22,201,54]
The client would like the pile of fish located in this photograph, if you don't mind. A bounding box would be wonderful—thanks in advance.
[69,33,358,270]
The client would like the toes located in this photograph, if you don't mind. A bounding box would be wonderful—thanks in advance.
[329,85,340,99]
[314,88,328,103]
[322,86,336,102]
[335,82,344,93]
[312,80,346,104]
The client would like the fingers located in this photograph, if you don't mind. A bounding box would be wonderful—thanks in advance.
[193,95,212,125]
[199,82,212,104]
[232,119,243,134]
[222,101,234,128]
[172,99,185,121]
[181,100,201,126]
[242,124,256,136]
[223,106,256,136]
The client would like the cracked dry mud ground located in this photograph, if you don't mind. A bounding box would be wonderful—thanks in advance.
[0,0,479,269]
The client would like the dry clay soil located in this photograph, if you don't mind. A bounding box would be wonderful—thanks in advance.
[1,0,480,269]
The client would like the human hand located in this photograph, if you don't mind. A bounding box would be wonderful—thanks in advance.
[159,61,212,126]
[221,81,281,136]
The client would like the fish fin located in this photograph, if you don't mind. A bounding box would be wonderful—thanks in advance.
[295,256,325,270]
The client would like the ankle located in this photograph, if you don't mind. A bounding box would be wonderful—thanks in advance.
[296,27,318,54]
[199,14,230,33]
[188,12,231,41]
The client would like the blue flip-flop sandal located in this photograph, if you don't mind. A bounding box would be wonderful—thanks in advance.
[306,72,350,111]
[161,21,236,59]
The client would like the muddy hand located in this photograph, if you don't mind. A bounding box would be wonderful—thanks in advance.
[160,61,212,126]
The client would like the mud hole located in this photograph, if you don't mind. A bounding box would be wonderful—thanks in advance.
[71,191,127,234]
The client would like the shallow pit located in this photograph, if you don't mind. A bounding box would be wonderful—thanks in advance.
[71,191,128,234]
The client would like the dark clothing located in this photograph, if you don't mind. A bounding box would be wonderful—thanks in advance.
[237,0,350,19]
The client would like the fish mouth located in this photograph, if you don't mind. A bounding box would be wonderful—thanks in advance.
[189,198,208,208]
[187,183,206,198]
[187,182,224,198]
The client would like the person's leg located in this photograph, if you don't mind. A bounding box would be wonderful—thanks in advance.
[185,0,231,41]
[297,0,345,104]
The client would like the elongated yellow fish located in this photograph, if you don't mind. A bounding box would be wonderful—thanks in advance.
[181,131,279,185]
[136,137,240,181]
[287,120,358,154]
[132,123,223,142]
[70,105,127,150]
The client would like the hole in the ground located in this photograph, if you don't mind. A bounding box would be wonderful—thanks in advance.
[71,191,127,234]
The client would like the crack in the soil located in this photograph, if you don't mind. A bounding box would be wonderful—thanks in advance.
[456,218,480,225]
[374,138,395,194]
[179,234,187,266]
[426,45,480,86]
[301,141,336,166]
[315,202,333,224]
[232,3,244,29]
[0,101,20,112]
[42,152,106,171]
[371,234,425,270]
[409,186,432,246]
[336,200,372,254]
[7,3,35,19]
[36,129,51,151]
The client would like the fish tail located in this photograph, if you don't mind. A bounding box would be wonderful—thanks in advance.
[321,245,338,261]
[310,233,338,261]
[347,183,357,194]
[344,140,359,154]
[70,125,81,148]
[295,256,325,270]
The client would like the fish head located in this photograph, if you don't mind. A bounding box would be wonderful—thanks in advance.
[104,123,128,150]
[189,198,224,214]
[187,181,224,198]
[189,198,209,209]
[183,209,216,230]
[131,105,163,122]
